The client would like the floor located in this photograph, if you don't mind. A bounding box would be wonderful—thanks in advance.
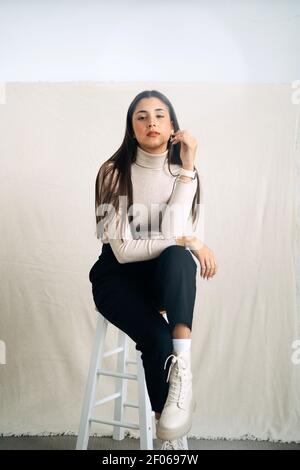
[0,435,299,450]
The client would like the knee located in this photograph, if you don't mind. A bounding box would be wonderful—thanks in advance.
[159,245,196,271]
[161,244,191,259]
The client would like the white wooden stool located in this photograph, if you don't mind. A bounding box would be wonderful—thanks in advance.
[76,306,155,450]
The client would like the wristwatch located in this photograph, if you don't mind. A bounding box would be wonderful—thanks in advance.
[178,167,197,179]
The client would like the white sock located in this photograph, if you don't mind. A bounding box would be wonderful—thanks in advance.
[172,338,191,354]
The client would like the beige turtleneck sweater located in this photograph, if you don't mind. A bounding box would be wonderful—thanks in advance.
[99,145,198,263]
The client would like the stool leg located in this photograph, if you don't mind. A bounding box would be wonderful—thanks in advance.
[181,435,189,449]
[112,329,128,441]
[76,314,108,450]
[136,349,154,450]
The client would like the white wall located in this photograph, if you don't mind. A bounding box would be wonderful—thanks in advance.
[0,0,299,83]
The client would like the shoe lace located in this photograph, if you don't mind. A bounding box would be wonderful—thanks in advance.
[161,437,186,450]
[163,354,188,405]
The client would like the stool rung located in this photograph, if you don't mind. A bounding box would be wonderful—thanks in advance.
[97,369,137,380]
[103,346,124,358]
[94,392,121,407]
[126,360,137,365]
[90,417,139,430]
[94,396,139,409]
[124,401,139,409]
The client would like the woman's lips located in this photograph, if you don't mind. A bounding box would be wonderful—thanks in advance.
[147,133,160,137]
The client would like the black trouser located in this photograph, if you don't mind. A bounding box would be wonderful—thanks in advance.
[88,243,197,414]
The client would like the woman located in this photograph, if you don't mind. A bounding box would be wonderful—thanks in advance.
[89,90,218,449]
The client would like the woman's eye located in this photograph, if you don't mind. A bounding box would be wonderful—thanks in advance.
[138,115,164,120]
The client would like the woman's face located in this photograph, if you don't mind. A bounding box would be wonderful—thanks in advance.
[132,97,174,153]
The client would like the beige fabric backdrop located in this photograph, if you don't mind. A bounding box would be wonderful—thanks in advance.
[0,83,299,442]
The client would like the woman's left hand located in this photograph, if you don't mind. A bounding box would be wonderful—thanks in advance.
[170,130,198,169]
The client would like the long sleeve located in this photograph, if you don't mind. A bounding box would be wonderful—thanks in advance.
[103,202,177,264]
[160,176,198,238]
[110,237,177,264]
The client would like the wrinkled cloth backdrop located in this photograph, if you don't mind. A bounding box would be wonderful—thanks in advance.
[0,82,299,442]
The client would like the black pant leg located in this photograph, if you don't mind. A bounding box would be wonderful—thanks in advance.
[153,245,197,333]
[89,246,173,413]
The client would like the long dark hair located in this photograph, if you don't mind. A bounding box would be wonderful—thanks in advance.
[94,89,201,239]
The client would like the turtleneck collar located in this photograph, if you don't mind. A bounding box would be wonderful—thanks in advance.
[135,145,169,170]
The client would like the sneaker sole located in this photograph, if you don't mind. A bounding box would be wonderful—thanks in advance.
[156,401,196,441]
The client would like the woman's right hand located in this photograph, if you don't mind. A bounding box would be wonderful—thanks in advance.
[177,235,218,280]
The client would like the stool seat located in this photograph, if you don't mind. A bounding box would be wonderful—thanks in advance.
[76,305,155,450]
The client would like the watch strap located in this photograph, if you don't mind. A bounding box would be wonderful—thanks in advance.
[178,167,196,179]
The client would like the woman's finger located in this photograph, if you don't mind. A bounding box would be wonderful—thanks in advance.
[211,256,218,276]
[208,257,216,279]
[208,258,218,279]
[171,131,185,143]
[204,256,211,279]
[199,256,206,278]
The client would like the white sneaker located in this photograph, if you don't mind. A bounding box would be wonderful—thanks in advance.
[156,349,196,441]
[160,436,188,450]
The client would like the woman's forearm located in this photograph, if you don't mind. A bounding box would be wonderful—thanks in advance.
[176,235,204,250]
